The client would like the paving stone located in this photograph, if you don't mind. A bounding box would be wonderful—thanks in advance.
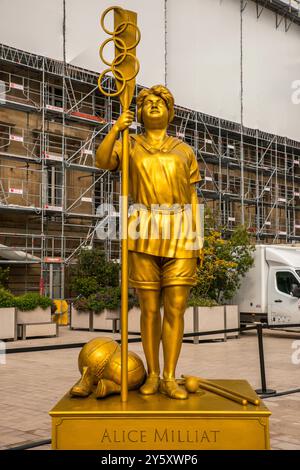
[1,327,300,450]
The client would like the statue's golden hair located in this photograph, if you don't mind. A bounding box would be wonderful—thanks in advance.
[136,85,175,124]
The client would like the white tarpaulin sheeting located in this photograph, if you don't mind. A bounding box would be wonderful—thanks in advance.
[0,0,165,88]
[0,0,63,60]
[0,244,40,262]
[167,0,241,125]
[66,0,165,87]
[0,0,300,140]
[243,1,300,138]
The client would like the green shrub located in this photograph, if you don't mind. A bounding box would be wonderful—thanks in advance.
[15,293,54,311]
[72,296,89,312]
[0,289,55,311]
[71,277,99,298]
[187,295,219,308]
[0,288,15,308]
[190,211,255,305]
[70,249,119,297]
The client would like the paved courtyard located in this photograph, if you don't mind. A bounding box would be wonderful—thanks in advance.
[0,327,300,450]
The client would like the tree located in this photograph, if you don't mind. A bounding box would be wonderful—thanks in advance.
[70,248,139,312]
[70,249,119,297]
[190,214,255,305]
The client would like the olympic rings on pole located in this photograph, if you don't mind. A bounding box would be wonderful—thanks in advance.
[100,6,124,35]
[98,6,141,98]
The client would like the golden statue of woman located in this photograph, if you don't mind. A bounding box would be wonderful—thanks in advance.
[96,85,201,400]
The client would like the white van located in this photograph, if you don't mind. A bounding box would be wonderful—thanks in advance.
[233,245,300,325]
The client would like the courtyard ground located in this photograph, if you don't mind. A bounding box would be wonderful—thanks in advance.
[1,327,300,450]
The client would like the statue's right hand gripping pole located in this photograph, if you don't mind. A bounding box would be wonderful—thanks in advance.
[98,6,140,403]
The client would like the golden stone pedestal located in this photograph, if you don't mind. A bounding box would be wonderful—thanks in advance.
[50,380,271,450]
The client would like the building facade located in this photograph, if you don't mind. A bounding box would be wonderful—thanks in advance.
[1,43,300,297]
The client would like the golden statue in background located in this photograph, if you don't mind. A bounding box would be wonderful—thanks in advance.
[95,85,202,400]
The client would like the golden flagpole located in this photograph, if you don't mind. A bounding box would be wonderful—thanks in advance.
[121,86,129,402]
[98,7,140,402]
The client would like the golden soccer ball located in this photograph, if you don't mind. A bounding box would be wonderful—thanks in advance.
[78,337,120,383]
[103,351,146,390]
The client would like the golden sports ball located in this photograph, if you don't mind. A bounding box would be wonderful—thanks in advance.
[78,337,120,383]
[103,351,146,390]
[185,376,200,393]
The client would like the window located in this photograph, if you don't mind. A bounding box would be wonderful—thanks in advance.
[276,271,300,296]
[47,167,63,206]
[47,85,63,108]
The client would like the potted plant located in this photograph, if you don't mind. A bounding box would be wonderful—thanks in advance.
[185,295,225,342]
[186,216,255,342]
[15,293,54,324]
[0,284,55,340]
[70,249,121,331]
[88,287,122,330]
[72,288,119,331]
[72,287,139,332]
[0,288,17,341]
[71,295,93,330]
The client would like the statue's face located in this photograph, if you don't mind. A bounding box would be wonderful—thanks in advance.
[141,94,169,129]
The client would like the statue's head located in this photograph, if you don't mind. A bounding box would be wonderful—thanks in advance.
[137,85,175,129]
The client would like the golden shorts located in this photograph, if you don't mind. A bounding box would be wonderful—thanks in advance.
[128,251,197,290]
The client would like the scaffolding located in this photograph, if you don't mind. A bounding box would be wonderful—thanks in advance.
[255,1,300,31]
[0,45,122,297]
[1,43,300,297]
[171,106,300,242]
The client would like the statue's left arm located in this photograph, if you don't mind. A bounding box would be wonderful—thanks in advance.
[191,184,203,255]
[188,147,203,257]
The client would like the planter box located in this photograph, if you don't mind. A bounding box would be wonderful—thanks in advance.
[76,303,239,342]
[0,307,17,340]
[185,306,225,342]
[128,306,226,341]
[128,307,168,334]
[18,322,57,340]
[128,307,141,332]
[70,305,117,332]
[225,305,240,339]
[185,305,240,342]
[17,306,51,325]
[93,309,118,331]
[70,306,92,330]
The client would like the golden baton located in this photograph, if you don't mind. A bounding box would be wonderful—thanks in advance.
[98,6,140,403]
[181,375,260,406]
